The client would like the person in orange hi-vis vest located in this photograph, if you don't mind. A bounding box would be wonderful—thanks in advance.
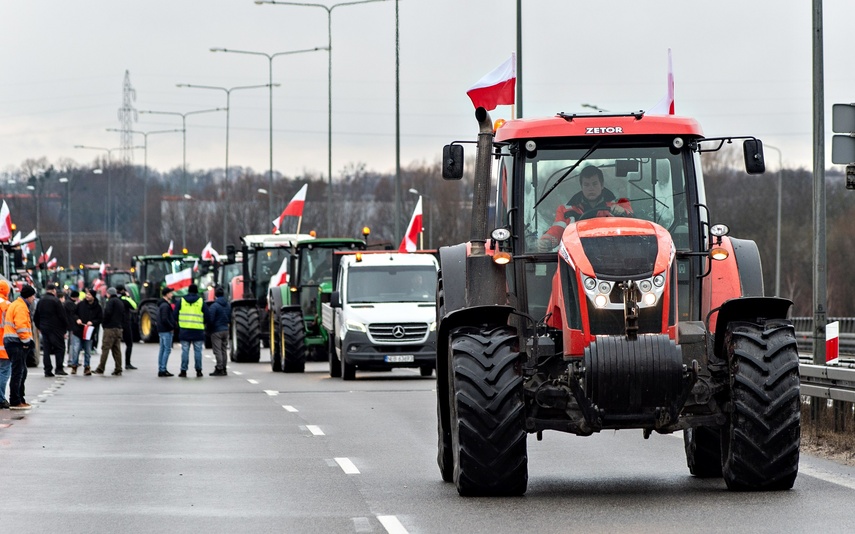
[0,280,12,409]
[5,285,36,410]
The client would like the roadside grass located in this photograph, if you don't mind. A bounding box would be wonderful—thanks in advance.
[800,398,855,466]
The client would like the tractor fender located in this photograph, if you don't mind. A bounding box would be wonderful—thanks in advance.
[703,236,765,334]
[712,296,793,360]
[230,298,257,310]
[729,237,764,297]
[438,243,508,315]
[268,285,299,316]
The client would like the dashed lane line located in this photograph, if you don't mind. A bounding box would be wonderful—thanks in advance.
[306,425,324,436]
[232,371,243,375]
[377,515,409,534]
[334,457,359,474]
[282,405,298,412]
[263,390,279,396]
[247,379,259,384]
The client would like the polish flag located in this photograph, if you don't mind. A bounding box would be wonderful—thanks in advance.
[0,201,12,241]
[466,53,516,111]
[201,241,219,261]
[192,259,199,273]
[99,261,106,277]
[47,258,57,269]
[167,240,174,255]
[398,196,423,252]
[38,246,54,265]
[272,183,308,233]
[165,267,193,290]
[18,229,37,245]
[270,257,290,288]
[647,48,675,115]
[11,231,21,245]
[83,324,95,341]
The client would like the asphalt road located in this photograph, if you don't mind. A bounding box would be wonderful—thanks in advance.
[4,342,855,533]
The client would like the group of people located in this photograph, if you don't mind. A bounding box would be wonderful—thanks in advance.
[0,280,233,410]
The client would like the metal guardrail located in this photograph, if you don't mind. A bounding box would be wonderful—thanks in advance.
[800,363,855,403]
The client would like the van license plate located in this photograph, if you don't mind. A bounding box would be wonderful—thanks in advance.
[385,355,414,363]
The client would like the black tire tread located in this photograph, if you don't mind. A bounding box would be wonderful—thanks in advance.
[281,311,306,373]
[684,426,722,478]
[233,307,261,363]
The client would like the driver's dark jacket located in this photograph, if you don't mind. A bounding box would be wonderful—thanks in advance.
[542,188,633,242]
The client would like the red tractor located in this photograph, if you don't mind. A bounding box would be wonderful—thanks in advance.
[435,108,800,495]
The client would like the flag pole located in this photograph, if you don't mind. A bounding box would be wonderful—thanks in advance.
[296,215,302,236]
[419,228,423,250]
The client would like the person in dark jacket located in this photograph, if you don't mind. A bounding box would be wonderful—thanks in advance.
[63,290,79,355]
[34,283,69,377]
[115,284,138,370]
[71,289,103,375]
[93,287,124,376]
[173,284,209,378]
[207,287,231,376]
[156,287,177,377]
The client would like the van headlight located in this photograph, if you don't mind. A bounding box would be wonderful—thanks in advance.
[345,320,367,333]
[429,321,437,332]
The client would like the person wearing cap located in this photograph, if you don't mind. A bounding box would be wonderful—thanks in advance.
[34,283,69,377]
[207,286,231,376]
[93,287,124,376]
[173,283,209,378]
[5,285,36,410]
[70,289,103,375]
[0,280,13,409]
[156,286,177,377]
[63,290,80,356]
[116,284,138,370]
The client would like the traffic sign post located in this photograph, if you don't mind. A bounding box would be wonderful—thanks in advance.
[832,103,855,189]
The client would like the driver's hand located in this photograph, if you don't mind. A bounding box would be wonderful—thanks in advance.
[536,235,558,252]
[610,204,627,216]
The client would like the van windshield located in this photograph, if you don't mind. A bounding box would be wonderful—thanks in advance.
[346,266,436,304]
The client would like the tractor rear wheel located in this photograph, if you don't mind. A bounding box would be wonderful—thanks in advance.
[231,307,260,363]
[269,309,282,372]
[684,427,722,478]
[450,325,527,496]
[436,282,453,483]
[721,320,800,491]
[281,311,306,373]
[139,303,158,343]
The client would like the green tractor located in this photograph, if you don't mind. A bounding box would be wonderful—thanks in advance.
[267,237,367,373]
[128,254,200,343]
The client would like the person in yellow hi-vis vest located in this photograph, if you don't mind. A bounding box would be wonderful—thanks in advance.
[173,284,209,378]
[5,285,36,410]
[0,280,13,409]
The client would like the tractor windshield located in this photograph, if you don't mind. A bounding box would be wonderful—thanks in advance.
[251,248,291,300]
[514,145,689,253]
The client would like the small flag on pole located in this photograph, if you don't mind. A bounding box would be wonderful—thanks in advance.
[167,240,174,255]
[647,48,675,115]
[165,267,193,290]
[398,196,423,252]
[201,241,219,261]
[272,183,308,233]
[0,201,12,242]
[466,53,516,111]
[83,324,95,341]
[270,257,290,287]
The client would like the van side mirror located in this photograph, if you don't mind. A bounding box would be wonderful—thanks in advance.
[442,144,464,180]
[743,139,766,175]
[330,290,341,308]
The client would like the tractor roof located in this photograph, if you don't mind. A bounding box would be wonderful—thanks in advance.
[241,233,315,248]
[297,237,366,248]
[494,113,703,142]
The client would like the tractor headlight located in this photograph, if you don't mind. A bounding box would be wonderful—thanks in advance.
[639,280,652,293]
[584,277,597,291]
[653,274,665,287]
[598,281,611,294]
[594,294,609,308]
[643,293,657,306]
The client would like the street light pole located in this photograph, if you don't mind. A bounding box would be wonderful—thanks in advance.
[210,46,327,226]
[176,83,276,249]
[766,144,783,297]
[254,0,390,235]
[139,108,225,249]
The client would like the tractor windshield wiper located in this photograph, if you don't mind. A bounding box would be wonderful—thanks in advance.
[533,140,602,209]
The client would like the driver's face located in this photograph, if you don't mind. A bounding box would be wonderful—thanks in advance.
[581,175,603,201]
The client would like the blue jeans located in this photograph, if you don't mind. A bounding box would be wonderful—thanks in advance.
[180,340,204,372]
[158,332,173,373]
[0,358,11,403]
[69,335,93,367]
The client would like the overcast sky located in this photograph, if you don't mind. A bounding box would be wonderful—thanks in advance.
[2,0,854,180]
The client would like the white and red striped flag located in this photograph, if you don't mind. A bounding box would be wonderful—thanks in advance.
[466,53,516,111]
[398,196,423,252]
[192,259,199,273]
[272,183,308,233]
[47,257,57,269]
[0,201,12,241]
[99,261,106,277]
[648,48,675,115]
[38,246,53,265]
[83,324,95,341]
[201,241,219,261]
[270,257,289,287]
[167,240,174,255]
[165,267,193,290]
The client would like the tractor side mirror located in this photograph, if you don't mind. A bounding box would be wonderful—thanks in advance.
[442,144,464,180]
[13,249,24,269]
[226,244,236,264]
[615,159,639,177]
[743,139,766,175]
[330,290,341,308]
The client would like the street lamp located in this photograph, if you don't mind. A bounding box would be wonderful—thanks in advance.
[176,83,277,250]
[138,108,225,249]
[408,187,431,249]
[59,177,70,265]
[255,0,391,236]
[210,46,328,225]
[766,144,784,297]
[107,128,183,255]
[74,145,120,262]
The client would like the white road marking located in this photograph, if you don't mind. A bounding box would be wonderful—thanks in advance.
[377,515,409,534]
[335,457,359,474]
[306,425,324,436]
[232,371,243,375]
[282,405,298,412]
[263,390,279,396]
[247,379,259,384]
[800,465,855,491]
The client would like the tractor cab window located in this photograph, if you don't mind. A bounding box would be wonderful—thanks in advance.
[251,248,290,299]
[299,247,335,286]
[520,146,689,253]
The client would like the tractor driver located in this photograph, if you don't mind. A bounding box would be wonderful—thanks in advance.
[535,165,633,252]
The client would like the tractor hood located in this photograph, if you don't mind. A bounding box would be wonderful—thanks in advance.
[559,217,674,281]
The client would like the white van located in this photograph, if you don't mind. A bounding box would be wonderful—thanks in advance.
[322,252,438,380]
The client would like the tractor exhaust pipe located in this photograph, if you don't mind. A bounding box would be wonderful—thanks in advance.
[469,107,494,257]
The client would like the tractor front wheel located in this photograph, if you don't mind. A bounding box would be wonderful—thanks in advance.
[269,309,282,372]
[281,311,306,373]
[139,303,158,343]
[450,325,527,496]
[231,307,261,363]
[721,320,800,491]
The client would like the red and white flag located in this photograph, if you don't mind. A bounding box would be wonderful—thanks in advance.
[10,231,21,245]
[398,196,423,252]
[0,201,12,241]
[47,258,57,269]
[83,324,95,341]
[648,48,675,115]
[38,246,53,265]
[167,240,174,255]
[192,259,199,273]
[165,267,193,290]
[17,229,36,245]
[99,261,106,277]
[270,257,289,287]
[466,53,516,111]
[272,183,308,233]
[201,241,219,261]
